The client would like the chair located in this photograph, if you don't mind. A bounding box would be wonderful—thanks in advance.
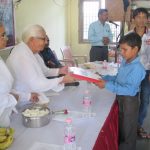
[60,46,88,66]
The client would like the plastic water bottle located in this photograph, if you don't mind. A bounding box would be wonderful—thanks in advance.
[82,90,92,117]
[102,60,108,69]
[117,53,122,69]
[64,118,76,150]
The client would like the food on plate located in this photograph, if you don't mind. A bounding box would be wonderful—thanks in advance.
[22,107,49,117]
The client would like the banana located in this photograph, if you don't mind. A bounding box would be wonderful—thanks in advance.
[0,128,7,136]
[0,135,13,150]
[0,128,15,136]
[8,128,15,136]
[0,135,7,143]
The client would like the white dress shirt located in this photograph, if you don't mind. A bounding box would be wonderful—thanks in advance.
[6,42,64,94]
[140,29,150,70]
[128,28,150,70]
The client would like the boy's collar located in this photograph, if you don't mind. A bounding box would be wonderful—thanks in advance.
[124,56,139,64]
[134,27,148,37]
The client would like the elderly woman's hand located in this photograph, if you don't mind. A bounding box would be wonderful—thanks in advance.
[30,93,39,103]
[59,66,68,75]
[61,74,76,84]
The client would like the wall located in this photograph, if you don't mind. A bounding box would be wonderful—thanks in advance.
[15,0,67,58]
[0,0,67,60]
[132,0,150,9]
[67,0,91,61]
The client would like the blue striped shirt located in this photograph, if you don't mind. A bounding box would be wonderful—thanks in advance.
[102,57,145,96]
[88,20,113,46]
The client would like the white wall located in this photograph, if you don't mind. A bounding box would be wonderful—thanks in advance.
[67,0,90,61]
[15,0,67,58]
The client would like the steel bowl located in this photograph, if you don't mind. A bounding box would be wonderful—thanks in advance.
[22,105,51,128]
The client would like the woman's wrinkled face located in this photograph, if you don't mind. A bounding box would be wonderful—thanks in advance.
[0,25,7,49]
[30,31,47,53]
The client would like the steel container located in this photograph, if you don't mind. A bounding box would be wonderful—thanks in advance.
[22,106,51,128]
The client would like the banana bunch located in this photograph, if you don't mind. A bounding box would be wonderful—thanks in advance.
[0,128,14,150]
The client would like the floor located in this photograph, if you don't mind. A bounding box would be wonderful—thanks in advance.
[136,104,150,150]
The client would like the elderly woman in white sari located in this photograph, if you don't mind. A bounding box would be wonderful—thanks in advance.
[6,24,75,95]
[0,22,39,127]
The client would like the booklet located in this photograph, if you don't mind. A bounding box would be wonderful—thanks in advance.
[69,67,100,83]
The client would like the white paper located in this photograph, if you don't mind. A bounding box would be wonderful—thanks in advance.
[29,142,82,150]
[52,111,96,122]
[69,67,100,81]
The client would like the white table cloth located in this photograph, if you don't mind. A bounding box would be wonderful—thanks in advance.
[9,81,116,150]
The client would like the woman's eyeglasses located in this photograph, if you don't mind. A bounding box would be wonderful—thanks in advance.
[34,36,48,42]
[0,32,7,39]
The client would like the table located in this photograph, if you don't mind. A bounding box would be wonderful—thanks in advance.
[9,81,118,150]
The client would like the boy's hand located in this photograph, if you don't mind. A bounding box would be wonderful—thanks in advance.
[94,79,106,89]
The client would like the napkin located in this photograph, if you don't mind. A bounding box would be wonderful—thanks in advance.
[29,142,82,150]
[52,111,96,122]
[29,142,63,150]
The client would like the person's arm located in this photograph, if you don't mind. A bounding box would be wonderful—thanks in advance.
[139,42,150,70]
[108,25,113,43]
[11,89,39,103]
[0,93,17,116]
[105,67,145,96]
[35,54,59,77]
[6,51,64,93]
[102,75,117,81]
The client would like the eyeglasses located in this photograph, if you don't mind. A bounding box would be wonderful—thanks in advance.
[0,32,7,39]
[34,36,48,42]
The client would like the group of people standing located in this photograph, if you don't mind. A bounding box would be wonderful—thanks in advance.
[88,7,150,150]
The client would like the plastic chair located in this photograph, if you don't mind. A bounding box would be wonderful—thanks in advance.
[60,46,87,66]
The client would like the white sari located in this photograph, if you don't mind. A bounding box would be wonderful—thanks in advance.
[0,57,17,127]
[6,42,64,93]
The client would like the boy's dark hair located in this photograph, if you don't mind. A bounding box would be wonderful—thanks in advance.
[119,32,142,51]
[98,9,108,17]
[132,7,148,19]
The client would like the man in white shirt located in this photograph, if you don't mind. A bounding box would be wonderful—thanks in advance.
[6,24,75,95]
[129,7,150,139]
[0,22,38,127]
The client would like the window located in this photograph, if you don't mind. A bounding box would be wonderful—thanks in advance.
[108,22,121,42]
[79,0,121,43]
[79,0,100,43]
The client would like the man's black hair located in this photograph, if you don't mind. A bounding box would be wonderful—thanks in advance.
[119,32,142,51]
[98,9,108,17]
[132,7,149,19]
